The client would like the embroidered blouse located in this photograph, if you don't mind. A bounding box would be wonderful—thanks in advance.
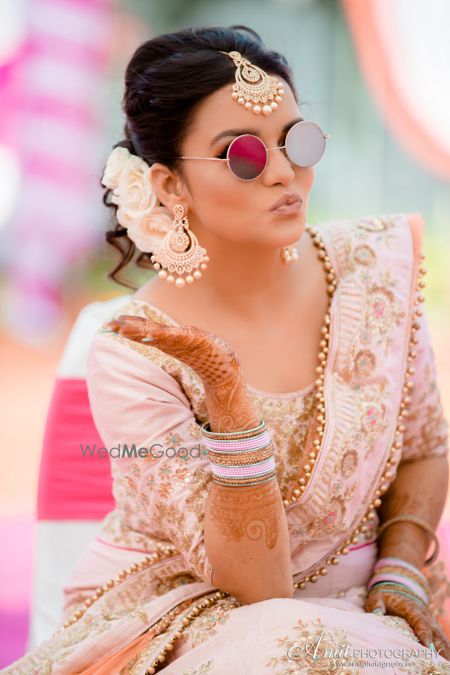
[86,213,449,590]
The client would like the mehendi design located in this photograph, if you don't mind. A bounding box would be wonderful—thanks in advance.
[105,315,260,433]
[207,481,282,548]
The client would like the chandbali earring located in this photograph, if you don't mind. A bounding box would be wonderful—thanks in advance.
[150,204,209,287]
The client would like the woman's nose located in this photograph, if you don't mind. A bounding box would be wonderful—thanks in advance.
[262,147,296,186]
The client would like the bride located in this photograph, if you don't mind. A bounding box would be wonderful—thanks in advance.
[5,23,450,674]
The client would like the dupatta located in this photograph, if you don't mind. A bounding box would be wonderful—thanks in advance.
[9,212,448,674]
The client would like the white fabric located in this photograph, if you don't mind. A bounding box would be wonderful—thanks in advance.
[57,294,131,378]
[29,295,131,647]
[27,520,102,648]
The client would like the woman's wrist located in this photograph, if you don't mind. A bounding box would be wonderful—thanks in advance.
[378,522,430,569]
[204,372,260,433]
[201,418,276,487]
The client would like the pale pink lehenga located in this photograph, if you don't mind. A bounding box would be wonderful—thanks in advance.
[4,213,450,674]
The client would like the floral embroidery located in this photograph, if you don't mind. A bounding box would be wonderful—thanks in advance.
[379,614,418,640]
[401,334,449,461]
[360,400,386,435]
[340,450,358,478]
[356,214,394,233]
[365,285,406,339]
[353,349,376,379]
[154,573,198,596]
[353,244,376,267]
[182,597,239,648]
[307,496,346,536]
[182,661,216,675]
[266,616,356,673]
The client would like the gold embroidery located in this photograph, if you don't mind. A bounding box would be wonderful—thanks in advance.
[307,496,346,536]
[182,661,216,675]
[353,349,376,379]
[154,573,197,596]
[354,243,377,267]
[266,616,356,673]
[182,596,239,648]
[356,214,393,232]
[365,285,406,340]
[340,450,358,478]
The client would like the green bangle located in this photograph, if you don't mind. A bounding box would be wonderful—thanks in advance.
[371,583,426,606]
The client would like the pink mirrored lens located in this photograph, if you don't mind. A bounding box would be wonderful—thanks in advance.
[228,134,268,180]
[286,121,327,167]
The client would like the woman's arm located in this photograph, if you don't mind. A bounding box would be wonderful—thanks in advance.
[104,315,293,605]
[203,369,293,604]
[377,455,449,568]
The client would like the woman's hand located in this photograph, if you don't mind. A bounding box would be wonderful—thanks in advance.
[104,315,241,390]
[364,586,450,660]
[104,314,259,432]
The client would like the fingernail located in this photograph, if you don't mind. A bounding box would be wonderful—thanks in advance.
[428,641,436,651]
[141,337,155,343]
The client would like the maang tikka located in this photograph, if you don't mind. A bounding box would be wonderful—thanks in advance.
[151,204,209,287]
[220,50,285,116]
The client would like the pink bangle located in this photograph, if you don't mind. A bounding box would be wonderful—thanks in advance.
[200,419,277,487]
[368,573,429,604]
[374,556,428,583]
[203,430,272,452]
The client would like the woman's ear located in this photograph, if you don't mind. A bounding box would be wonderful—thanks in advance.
[149,163,189,211]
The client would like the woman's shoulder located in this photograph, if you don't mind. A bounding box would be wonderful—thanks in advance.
[86,297,201,409]
[313,211,424,277]
[315,210,423,236]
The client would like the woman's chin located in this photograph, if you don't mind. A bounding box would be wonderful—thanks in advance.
[264,213,306,246]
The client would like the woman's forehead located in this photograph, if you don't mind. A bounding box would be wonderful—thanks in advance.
[186,80,300,147]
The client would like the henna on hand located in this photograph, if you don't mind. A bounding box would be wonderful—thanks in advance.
[207,480,282,548]
[364,587,450,660]
[105,315,260,432]
[377,457,448,568]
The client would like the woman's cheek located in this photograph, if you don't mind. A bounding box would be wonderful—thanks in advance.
[302,166,315,194]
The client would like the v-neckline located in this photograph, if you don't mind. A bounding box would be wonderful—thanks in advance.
[117,220,342,509]
[125,222,339,402]
[128,297,318,400]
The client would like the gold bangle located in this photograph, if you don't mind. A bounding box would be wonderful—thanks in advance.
[377,514,440,567]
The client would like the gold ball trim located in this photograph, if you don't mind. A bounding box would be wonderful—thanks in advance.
[293,248,426,591]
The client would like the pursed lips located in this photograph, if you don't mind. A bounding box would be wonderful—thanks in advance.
[269,192,303,211]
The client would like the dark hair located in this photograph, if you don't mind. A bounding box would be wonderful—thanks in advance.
[103,24,298,288]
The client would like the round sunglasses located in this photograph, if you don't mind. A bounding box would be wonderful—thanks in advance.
[177,120,330,182]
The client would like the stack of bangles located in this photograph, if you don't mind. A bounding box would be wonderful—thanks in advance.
[368,556,430,612]
[368,514,441,614]
[200,419,276,487]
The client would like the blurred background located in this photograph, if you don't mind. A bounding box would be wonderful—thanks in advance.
[1,0,450,665]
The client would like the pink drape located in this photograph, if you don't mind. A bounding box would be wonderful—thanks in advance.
[342,0,450,182]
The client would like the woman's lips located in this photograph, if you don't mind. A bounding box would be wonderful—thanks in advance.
[270,201,303,214]
[269,192,304,213]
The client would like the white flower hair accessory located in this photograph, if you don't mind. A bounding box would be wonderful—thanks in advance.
[101,146,172,252]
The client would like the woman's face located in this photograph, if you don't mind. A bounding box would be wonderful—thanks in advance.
[178,77,315,249]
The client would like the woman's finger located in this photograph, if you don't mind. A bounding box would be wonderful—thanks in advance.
[367,589,450,660]
[382,593,433,647]
[430,618,450,660]
[363,589,385,615]
[105,316,172,342]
